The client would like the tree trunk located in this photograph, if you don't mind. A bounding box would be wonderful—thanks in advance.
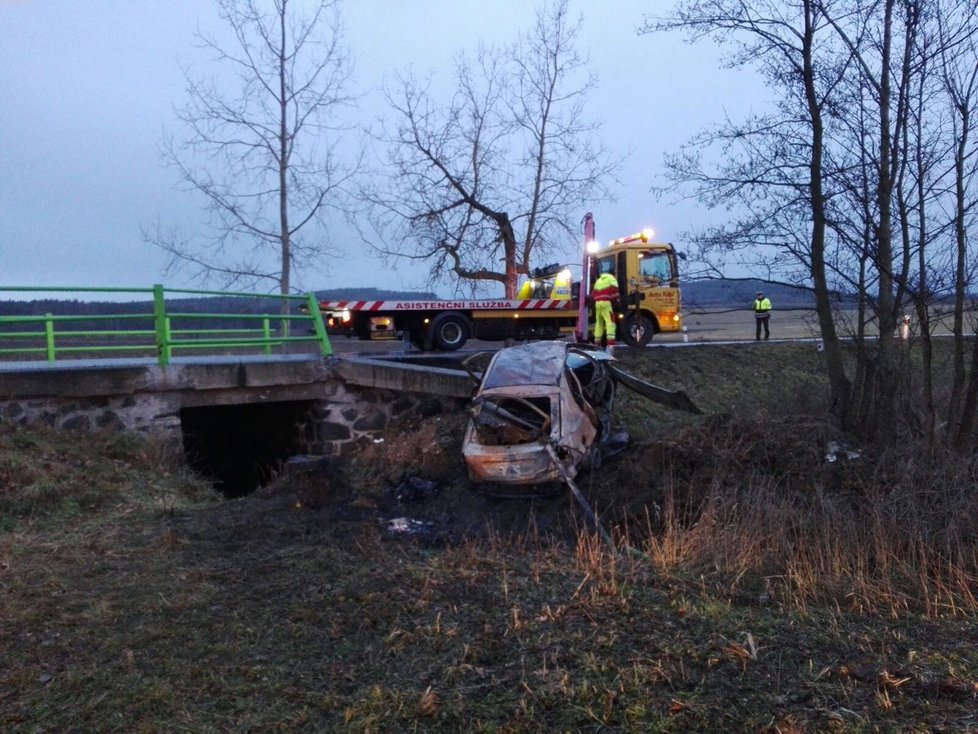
[278,1,291,330]
[803,0,851,422]
[872,0,899,441]
[949,102,971,433]
[500,214,519,298]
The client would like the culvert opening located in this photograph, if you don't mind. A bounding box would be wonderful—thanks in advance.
[180,401,314,498]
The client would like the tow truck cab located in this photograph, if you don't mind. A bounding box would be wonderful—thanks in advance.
[588,232,683,347]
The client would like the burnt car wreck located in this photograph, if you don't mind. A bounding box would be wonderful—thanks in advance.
[462,341,700,490]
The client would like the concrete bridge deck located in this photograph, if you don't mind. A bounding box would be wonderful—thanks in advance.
[0,352,477,404]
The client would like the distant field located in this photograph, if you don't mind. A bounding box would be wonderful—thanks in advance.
[672,306,963,344]
[674,307,823,342]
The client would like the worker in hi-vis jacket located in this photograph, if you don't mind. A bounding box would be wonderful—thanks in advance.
[592,271,620,350]
[753,291,772,340]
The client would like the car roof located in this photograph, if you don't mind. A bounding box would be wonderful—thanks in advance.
[481,341,569,389]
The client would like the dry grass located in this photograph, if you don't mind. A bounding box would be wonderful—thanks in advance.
[627,430,978,616]
[604,345,978,617]
[3,342,978,732]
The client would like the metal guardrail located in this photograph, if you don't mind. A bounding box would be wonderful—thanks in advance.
[0,285,332,366]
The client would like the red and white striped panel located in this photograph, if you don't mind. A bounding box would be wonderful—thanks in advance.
[317,299,575,312]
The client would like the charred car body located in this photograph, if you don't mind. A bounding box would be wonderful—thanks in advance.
[463,342,614,485]
[462,341,700,488]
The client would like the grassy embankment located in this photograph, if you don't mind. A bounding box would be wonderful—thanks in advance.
[2,341,978,732]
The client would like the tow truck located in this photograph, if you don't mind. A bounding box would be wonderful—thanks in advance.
[316,215,684,351]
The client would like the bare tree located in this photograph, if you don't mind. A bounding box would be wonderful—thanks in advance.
[815,0,912,440]
[148,0,355,299]
[646,0,978,446]
[364,0,619,298]
[644,0,856,422]
[935,0,978,448]
[818,0,978,444]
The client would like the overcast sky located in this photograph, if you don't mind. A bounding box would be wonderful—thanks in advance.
[1,0,766,297]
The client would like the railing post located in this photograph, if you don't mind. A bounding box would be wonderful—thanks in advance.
[262,318,272,355]
[165,317,173,358]
[45,313,56,362]
[305,293,332,357]
[153,284,171,366]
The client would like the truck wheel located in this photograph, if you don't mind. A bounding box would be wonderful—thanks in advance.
[430,314,471,351]
[622,314,656,347]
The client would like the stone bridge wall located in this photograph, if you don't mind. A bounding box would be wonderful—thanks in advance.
[0,383,462,457]
[0,356,473,457]
[1,392,178,435]
[297,382,464,456]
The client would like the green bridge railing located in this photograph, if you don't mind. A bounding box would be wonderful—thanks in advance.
[0,285,332,366]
